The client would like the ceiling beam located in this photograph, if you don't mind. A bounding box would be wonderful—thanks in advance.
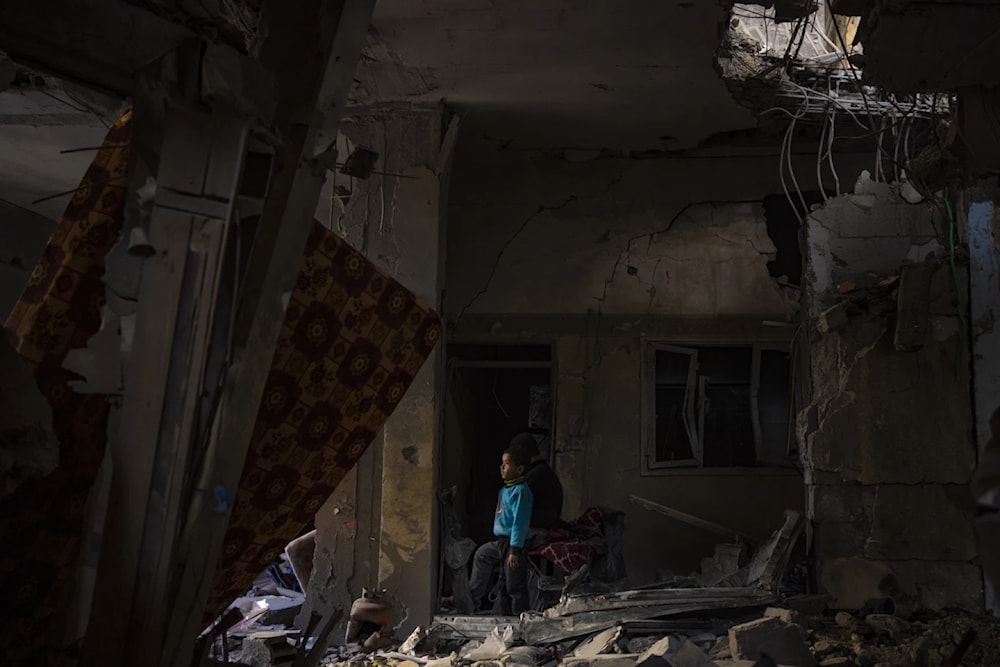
[0,0,193,96]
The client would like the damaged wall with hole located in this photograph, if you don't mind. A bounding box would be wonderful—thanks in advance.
[303,102,452,634]
[445,152,869,584]
[800,175,982,613]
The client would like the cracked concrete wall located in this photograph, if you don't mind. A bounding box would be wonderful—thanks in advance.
[447,157,814,319]
[444,153,866,582]
[802,180,982,612]
[305,103,450,636]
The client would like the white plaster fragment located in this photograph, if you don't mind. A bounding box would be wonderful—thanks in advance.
[900,180,925,204]
[136,176,157,206]
[105,288,138,317]
[854,169,877,195]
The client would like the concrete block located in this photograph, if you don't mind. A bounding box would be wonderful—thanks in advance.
[763,608,807,635]
[728,617,816,666]
[817,302,849,334]
[636,636,673,667]
[865,484,976,561]
[572,626,623,658]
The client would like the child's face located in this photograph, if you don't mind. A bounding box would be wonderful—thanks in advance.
[500,453,524,481]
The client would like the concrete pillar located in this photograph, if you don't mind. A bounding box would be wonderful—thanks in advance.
[800,180,981,613]
[307,103,456,634]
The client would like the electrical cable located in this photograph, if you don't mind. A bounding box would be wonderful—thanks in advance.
[777,111,801,225]
[827,108,841,196]
[816,111,829,202]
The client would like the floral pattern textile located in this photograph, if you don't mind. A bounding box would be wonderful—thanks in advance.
[205,221,441,614]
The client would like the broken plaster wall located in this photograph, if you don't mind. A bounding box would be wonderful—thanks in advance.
[301,103,450,637]
[802,178,982,612]
[445,152,869,582]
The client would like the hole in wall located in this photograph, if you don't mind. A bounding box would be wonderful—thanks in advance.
[763,192,823,286]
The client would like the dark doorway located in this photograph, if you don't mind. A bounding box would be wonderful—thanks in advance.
[440,344,554,546]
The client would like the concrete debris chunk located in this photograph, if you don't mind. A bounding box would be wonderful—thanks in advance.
[241,630,296,667]
[400,625,429,654]
[817,302,849,334]
[762,608,806,636]
[863,613,909,639]
[572,626,624,657]
[635,636,718,667]
[462,625,515,661]
[637,636,676,667]
[664,640,719,667]
[728,617,816,667]
[833,612,859,631]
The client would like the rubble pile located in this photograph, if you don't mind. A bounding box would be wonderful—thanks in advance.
[201,511,1000,667]
[309,606,1000,667]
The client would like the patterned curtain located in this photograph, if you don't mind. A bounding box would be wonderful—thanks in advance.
[0,111,131,663]
[206,221,441,613]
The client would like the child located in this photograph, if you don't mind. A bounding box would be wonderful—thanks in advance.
[468,444,534,615]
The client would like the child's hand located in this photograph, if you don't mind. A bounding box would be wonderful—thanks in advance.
[506,553,520,569]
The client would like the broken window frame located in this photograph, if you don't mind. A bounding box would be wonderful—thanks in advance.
[641,340,794,474]
[641,343,702,469]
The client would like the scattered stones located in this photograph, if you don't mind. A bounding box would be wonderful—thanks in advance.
[834,613,859,630]
[812,639,838,657]
[863,614,909,639]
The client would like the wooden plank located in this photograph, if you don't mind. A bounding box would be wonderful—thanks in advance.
[629,494,760,545]
[159,2,376,664]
